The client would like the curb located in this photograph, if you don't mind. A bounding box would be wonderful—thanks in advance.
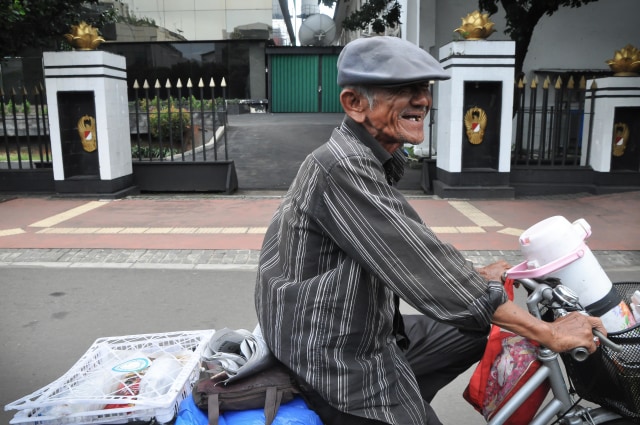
[1,249,638,271]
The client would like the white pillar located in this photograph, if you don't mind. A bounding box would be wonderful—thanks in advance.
[431,40,516,198]
[44,51,135,196]
[437,41,514,173]
[582,77,640,172]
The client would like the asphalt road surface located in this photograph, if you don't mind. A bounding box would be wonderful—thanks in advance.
[2,266,639,425]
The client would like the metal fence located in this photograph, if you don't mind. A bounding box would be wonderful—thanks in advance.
[0,84,51,170]
[0,77,228,172]
[129,78,227,163]
[512,75,593,167]
[1,74,597,173]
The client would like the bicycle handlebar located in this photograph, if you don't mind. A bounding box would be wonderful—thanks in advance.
[508,277,623,361]
[594,329,623,353]
[570,330,622,361]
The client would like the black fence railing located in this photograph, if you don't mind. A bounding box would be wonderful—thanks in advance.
[129,78,228,163]
[0,84,51,170]
[512,75,592,167]
[0,77,229,172]
[1,75,597,174]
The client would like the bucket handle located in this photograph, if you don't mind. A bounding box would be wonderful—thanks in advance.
[506,242,588,279]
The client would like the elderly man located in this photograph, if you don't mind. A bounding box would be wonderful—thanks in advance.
[255,36,604,425]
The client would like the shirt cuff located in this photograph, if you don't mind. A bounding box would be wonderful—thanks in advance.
[466,281,509,331]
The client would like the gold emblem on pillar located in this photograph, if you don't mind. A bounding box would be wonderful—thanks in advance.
[64,21,105,50]
[612,122,629,157]
[77,115,97,152]
[454,10,496,40]
[606,44,640,77]
[464,107,487,145]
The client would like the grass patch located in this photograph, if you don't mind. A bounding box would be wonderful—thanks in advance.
[0,147,51,162]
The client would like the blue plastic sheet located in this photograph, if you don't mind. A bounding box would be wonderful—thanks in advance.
[175,394,227,425]
[223,397,322,425]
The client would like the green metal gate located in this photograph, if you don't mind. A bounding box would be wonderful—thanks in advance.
[320,55,341,112]
[269,47,343,113]
[271,55,319,112]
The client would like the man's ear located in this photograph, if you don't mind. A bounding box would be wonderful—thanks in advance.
[340,88,368,123]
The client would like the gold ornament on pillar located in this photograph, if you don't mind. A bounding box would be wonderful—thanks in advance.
[78,115,98,152]
[454,11,496,40]
[606,44,640,76]
[612,122,629,157]
[464,107,487,145]
[64,21,105,50]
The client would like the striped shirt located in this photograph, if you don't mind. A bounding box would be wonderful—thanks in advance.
[255,117,506,424]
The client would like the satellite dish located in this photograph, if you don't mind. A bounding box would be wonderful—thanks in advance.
[298,14,337,46]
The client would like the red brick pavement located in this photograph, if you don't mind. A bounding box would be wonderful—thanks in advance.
[0,191,639,251]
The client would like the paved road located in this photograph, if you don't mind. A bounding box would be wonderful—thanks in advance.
[2,265,639,425]
[221,113,423,191]
[0,267,258,425]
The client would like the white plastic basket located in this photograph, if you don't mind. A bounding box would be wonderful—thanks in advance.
[5,329,215,425]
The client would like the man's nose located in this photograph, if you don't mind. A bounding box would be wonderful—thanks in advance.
[411,89,431,106]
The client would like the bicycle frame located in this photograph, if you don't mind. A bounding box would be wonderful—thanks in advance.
[487,278,626,425]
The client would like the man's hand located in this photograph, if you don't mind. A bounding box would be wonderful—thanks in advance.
[476,260,511,282]
[544,312,607,354]
[492,301,607,354]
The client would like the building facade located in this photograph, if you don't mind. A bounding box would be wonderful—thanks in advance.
[117,0,273,40]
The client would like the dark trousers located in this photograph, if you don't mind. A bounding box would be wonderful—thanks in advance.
[297,314,488,425]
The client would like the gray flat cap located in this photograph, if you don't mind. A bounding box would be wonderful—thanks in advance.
[337,36,449,87]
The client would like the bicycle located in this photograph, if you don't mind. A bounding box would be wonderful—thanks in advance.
[486,276,640,425]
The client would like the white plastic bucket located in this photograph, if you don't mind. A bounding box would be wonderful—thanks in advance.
[508,216,634,332]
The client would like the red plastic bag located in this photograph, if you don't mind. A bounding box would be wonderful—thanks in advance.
[463,278,550,425]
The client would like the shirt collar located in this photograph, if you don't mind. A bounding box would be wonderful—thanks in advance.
[343,116,392,165]
[342,116,406,185]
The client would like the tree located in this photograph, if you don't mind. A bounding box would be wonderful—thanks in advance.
[478,0,600,78]
[0,0,117,57]
[319,0,402,34]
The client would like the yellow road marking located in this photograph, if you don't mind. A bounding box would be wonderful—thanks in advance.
[221,227,249,234]
[0,228,26,237]
[498,227,525,236]
[24,225,525,239]
[448,201,503,227]
[144,227,174,234]
[195,228,223,234]
[169,228,199,234]
[119,228,149,234]
[34,227,268,235]
[95,227,125,234]
[29,201,110,228]
[431,226,486,234]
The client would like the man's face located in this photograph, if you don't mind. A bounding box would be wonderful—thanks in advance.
[362,83,432,153]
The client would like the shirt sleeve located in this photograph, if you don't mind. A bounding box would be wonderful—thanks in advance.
[314,152,507,332]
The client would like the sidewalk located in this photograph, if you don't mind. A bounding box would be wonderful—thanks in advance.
[1,190,639,270]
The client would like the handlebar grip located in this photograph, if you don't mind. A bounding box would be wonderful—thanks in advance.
[570,346,590,362]
[570,330,623,362]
